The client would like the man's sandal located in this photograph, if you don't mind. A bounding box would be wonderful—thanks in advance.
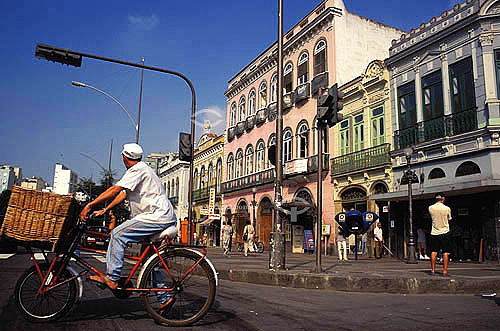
[88,274,119,290]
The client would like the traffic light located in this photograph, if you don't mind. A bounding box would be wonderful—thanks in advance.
[179,132,193,161]
[268,144,276,166]
[317,83,344,127]
[35,44,82,67]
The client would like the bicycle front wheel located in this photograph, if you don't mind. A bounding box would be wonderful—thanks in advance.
[15,263,77,322]
[138,249,216,327]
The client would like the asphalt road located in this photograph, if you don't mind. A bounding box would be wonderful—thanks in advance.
[1,252,499,331]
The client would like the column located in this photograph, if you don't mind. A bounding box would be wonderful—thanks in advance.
[480,33,497,102]
[441,52,452,116]
[413,59,423,123]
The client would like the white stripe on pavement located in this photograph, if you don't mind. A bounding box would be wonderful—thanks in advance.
[0,254,15,259]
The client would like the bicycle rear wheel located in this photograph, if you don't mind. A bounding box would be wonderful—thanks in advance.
[138,248,216,327]
[15,263,77,322]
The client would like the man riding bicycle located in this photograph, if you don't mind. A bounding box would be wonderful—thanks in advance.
[80,143,177,290]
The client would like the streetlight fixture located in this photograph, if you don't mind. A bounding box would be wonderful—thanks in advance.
[251,187,257,230]
[72,81,139,142]
[35,43,197,245]
[403,146,418,264]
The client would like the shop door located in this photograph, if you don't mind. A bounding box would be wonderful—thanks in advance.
[258,215,272,248]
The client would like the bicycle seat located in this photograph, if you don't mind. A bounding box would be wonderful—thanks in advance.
[149,226,178,243]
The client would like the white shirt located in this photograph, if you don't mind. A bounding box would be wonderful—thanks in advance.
[429,202,452,235]
[116,161,176,224]
[374,226,383,242]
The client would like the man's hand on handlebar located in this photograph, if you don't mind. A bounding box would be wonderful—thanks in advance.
[80,204,93,221]
[93,209,108,217]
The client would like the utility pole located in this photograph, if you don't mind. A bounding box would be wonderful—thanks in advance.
[137,57,144,144]
[315,119,323,273]
[269,0,286,270]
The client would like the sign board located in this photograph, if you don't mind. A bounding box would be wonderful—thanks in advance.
[200,208,210,215]
[322,224,331,236]
[303,230,314,251]
[285,159,308,175]
[390,220,395,228]
[383,206,389,213]
[200,188,221,220]
[292,225,304,253]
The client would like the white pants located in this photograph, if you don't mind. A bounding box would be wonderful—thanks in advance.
[337,240,348,260]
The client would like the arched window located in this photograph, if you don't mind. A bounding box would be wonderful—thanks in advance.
[230,102,237,126]
[200,166,206,188]
[258,81,267,109]
[235,149,244,178]
[245,145,254,175]
[256,140,266,172]
[456,161,481,177]
[428,168,446,180]
[268,134,276,168]
[208,163,213,187]
[239,96,246,122]
[297,52,309,85]
[175,177,179,196]
[313,40,327,76]
[297,121,309,158]
[248,89,256,116]
[270,74,278,103]
[194,168,199,190]
[284,62,293,93]
[216,158,222,191]
[283,129,293,162]
[227,154,234,181]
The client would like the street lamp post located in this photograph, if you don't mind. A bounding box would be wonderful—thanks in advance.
[36,43,197,245]
[404,146,418,264]
[72,81,139,142]
[251,187,257,230]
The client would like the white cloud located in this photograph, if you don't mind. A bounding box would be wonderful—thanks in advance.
[128,14,160,30]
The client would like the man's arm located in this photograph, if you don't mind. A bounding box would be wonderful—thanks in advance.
[93,190,127,217]
[80,185,124,220]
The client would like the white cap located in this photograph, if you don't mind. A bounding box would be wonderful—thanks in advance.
[122,143,143,160]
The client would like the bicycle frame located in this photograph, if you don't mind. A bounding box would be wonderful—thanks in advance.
[27,224,209,296]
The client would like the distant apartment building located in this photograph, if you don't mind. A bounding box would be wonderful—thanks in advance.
[0,166,16,193]
[53,163,78,195]
[21,176,48,191]
[145,153,168,174]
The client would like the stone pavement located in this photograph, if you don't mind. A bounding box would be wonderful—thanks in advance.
[206,247,500,295]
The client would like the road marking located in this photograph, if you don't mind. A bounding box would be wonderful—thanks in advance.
[94,256,107,264]
[0,254,15,259]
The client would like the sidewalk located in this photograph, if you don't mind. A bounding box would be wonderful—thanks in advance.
[207,247,500,295]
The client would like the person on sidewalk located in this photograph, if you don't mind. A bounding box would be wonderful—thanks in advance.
[193,231,198,246]
[361,232,368,255]
[429,193,452,276]
[337,227,348,261]
[243,220,255,257]
[80,143,177,290]
[222,220,233,257]
[417,226,430,260]
[374,222,384,259]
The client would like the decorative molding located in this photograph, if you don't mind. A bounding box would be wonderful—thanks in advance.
[479,33,494,47]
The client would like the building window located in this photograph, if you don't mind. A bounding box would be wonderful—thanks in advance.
[428,168,446,180]
[230,102,237,126]
[339,119,350,155]
[256,140,266,172]
[245,145,254,175]
[297,52,309,86]
[167,181,171,197]
[194,168,199,189]
[313,40,327,76]
[397,82,417,129]
[200,166,206,189]
[422,70,444,121]
[456,161,481,177]
[248,89,256,116]
[353,114,364,152]
[208,163,213,187]
[450,57,475,113]
[268,134,276,168]
[216,159,222,190]
[176,177,179,196]
[227,154,234,180]
[283,129,293,162]
[284,63,293,93]
[235,149,243,178]
[371,106,385,147]
[239,96,246,122]
[270,74,278,103]
[297,122,309,158]
[258,81,267,109]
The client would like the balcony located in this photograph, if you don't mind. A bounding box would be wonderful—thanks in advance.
[227,127,235,141]
[311,72,329,95]
[294,83,310,103]
[169,196,178,206]
[192,185,219,201]
[394,108,478,150]
[236,121,246,136]
[283,92,294,111]
[256,108,267,124]
[222,168,275,194]
[330,144,391,176]
[246,114,256,131]
[267,102,277,121]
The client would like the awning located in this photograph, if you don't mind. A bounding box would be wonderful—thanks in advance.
[200,218,219,226]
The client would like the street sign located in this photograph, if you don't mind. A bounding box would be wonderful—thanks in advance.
[322,224,331,236]
[200,188,221,220]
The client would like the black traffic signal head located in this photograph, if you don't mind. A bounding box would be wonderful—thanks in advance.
[345,214,364,235]
[268,144,276,166]
[179,132,193,161]
[35,44,82,67]
[317,83,344,128]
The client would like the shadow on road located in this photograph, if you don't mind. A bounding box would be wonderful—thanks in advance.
[63,296,149,322]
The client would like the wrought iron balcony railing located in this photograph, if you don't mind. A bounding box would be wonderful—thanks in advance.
[394,107,478,149]
[192,185,219,201]
[330,143,391,176]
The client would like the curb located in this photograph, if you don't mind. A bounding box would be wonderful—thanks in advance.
[217,269,500,295]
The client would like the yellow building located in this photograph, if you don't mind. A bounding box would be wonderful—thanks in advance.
[329,60,395,252]
[192,126,224,246]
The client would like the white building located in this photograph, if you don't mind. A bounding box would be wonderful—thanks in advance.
[0,166,16,193]
[21,176,48,191]
[158,152,190,231]
[53,163,78,195]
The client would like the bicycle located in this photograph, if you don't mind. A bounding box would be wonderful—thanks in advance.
[14,217,218,327]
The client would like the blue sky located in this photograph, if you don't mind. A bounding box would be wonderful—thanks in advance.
[0,0,461,184]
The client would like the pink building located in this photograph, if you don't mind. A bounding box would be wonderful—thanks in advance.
[222,0,401,253]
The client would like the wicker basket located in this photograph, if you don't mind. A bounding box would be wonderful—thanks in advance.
[0,186,80,252]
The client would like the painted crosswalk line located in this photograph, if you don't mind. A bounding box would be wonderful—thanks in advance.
[0,254,15,259]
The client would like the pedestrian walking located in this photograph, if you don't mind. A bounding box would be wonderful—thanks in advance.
[428,193,452,276]
[193,231,198,246]
[337,227,348,261]
[243,220,255,257]
[222,220,233,257]
[361,232,367,255]
[417,227,430,260]
[374,222,384,259]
